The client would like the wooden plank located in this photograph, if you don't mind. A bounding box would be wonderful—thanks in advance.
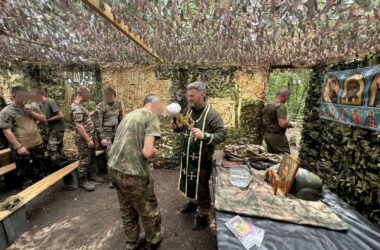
[81,0,163,63]
[0,148,12,167]
[0,150,104,221]
[0,163,16,176]
[0,162,79,221]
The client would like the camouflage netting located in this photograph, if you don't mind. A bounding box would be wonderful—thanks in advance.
[1,0,379,66]
[299,53,380,226]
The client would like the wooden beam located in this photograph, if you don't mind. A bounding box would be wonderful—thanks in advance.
[82,0,163,63]
[0,150,104,221]
[0,163,16,176]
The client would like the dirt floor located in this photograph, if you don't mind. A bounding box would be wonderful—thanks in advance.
[4,169,217,250]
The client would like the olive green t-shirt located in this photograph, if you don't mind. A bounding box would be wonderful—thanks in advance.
[108,108,161,176]
[262,101,287,134]
[39,98,65,133]
[0,104,43,148]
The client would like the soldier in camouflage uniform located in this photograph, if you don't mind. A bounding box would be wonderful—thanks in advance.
[95,87,123,188]
[108,95,164,250]
[0,86,47,188]
[70,86,103,192]
[0,96,9,149]
[32,88,66,169]
[262,88,294,154]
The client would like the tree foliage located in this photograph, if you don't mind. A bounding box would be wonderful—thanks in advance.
[267,69,310,121]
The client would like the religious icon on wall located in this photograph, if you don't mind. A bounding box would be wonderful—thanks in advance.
[369,72,380,107]
[320,65,380,131]
[323,76,339,103]
[363,110,378,128]
[321,105,327,117]
[329,106,336,119]
[351,109,360,125]
[341,74,365,105]
[338,107,346,121]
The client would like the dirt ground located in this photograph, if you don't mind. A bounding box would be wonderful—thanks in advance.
[5,169,217,250]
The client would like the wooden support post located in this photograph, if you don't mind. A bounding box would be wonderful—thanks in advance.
[82,0,163,63]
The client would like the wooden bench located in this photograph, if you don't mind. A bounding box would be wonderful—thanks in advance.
[0,149,13,177]
[0,150,105,249]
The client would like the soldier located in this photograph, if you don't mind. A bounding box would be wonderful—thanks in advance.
[108,94,163,250]
[32,88,66,169]
[70,86,103,192]
[171,81,226,231]
[0,96,9,149]
[95,87,123,188]
[0,86,47,188]
[262,88,294,154]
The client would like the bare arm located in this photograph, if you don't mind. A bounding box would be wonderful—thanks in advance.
[142,136,157,159]
[28,110,46,122]
[278,118,294,129]
[47,111,64,122]
[75,123,92,143]
[3,128,22,149]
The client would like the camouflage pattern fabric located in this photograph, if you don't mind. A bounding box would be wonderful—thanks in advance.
[70,102,95,136]
[95,101,123,158]
[70,102,96,177]
[75,137,96,178]
[109,169,163,247]
[0,96,9,149]
[214,166,348,231]
[37,98,66,164]
[224,144,282,163]
[108,108,161,176]
[46,130,65,164]
[0,104,43,148]
[11,143,47,183]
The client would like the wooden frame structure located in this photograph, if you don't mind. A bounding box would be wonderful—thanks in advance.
[82,0,163,63]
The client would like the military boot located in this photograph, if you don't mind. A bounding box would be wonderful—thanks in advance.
[192,214,209,231]
[88,173,104,184]
[79,178,95,192]
[180,202,197,213]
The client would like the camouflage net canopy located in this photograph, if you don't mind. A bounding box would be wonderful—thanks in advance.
[1,0,380,66]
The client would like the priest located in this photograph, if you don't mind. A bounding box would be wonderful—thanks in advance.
[171,81,226,230]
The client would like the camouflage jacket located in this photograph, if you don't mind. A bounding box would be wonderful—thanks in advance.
[95,101,123,140]
[108,108,161,176]
[70,102,95,139]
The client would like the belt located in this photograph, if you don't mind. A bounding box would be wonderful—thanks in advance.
[266,131,285,135]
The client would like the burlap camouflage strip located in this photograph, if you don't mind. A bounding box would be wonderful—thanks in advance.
[224,144,283,163]
[214,166,348,231]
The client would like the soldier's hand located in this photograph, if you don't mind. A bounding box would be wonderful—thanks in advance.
[23,104,32,113]
[89,111,95,117]
[152,148,159,158]
[87,139,95,148]
[191,128,204,140]
[17,146,29,156]
[100,139,108,147]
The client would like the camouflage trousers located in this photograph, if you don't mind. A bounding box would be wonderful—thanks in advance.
[109,169,163,247]
[100,131,115,160]
[10,143,47,186]
[75,136,96,178]
[264,132,290,154]
[46,130,66,164]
